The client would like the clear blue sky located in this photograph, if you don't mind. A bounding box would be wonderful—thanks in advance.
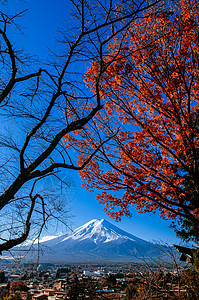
[6,0,190,246]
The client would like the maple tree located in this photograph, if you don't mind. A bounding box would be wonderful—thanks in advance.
[10,281,29,292]
[76,0,199,241]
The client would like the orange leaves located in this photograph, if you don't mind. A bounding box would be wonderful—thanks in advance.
[105,100,114,116]
[76,0,199,237]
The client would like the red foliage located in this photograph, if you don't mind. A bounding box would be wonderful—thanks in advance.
[65,0,199,237]
[10,281,29,292]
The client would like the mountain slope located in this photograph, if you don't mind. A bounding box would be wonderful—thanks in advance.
[38,219,163,263]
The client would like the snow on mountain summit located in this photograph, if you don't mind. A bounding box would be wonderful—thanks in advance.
[34,219,164,263]
[60,219,139,244]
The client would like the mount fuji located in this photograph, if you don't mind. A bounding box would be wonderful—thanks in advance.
[36,219,164,263]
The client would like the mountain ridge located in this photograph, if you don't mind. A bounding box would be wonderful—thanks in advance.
[44,219,147,245]
[37,219,163,263]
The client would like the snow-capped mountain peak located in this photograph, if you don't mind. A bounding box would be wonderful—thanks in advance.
[61,219,118,244]
[30,219,164,263]
[59,219,142,244]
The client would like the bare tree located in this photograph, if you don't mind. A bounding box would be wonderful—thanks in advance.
[125,242,187,299]
[0,0,160,254]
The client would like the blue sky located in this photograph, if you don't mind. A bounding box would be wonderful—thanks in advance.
[5,0,189,245]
